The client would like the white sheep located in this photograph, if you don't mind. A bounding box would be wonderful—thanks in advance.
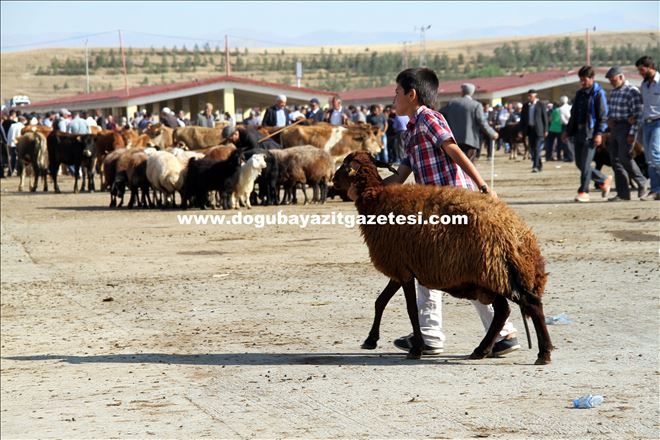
[232,153,267,209]
[146,150,185,208]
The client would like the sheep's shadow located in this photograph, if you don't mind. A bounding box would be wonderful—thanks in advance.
[2,352,478,366]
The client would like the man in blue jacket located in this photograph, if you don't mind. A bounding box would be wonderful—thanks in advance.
[563,65,612,202]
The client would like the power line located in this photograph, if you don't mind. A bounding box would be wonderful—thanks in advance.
[1,31,116,50]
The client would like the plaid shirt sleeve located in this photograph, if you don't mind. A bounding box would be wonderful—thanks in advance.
[421,112,454,148]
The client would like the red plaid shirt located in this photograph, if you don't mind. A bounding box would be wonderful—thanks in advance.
[402,106,476,190]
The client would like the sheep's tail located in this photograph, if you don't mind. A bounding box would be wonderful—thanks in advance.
[519,304,532,350]
[508,262,542,350]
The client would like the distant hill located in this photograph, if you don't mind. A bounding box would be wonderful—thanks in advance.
[1,30,657,103]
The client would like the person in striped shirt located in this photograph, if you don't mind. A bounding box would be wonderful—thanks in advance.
[605,66,648,201]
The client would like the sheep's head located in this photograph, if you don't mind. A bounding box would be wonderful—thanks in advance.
[333,152,397,201]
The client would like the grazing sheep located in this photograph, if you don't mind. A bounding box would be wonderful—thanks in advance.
[333,151,554,365]
[270,145,334,205]
[16,132,49,192]
[103,148,127,207]
[146,150,185,208]
[231,153,268,209]
[180,150,243,210]
[112,147,157,208]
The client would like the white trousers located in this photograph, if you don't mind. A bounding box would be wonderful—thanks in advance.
[416,280,517,348]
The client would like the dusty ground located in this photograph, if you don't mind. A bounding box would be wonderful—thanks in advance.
[1,154,658,439]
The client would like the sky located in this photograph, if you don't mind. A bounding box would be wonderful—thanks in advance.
[1,1,657,51]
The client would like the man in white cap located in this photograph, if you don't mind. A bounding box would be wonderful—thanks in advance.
[159,107,179,129]
[440,83,498,162]
[262,95,290,128]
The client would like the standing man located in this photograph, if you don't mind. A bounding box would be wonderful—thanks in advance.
[262,95,290,128]
[6,115,26,176]
[324,96,350,126]
[636,56,660,201]
[440,83,498,163]
[196,103,215,128]
[604,66,647,201]
[520,89,548,172]
[563,66,612,203]
[306,98,324,122]
[558,96,574,162]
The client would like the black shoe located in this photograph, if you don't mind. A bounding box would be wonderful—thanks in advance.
[531,168,539,173]
[490,337,521,357]
[393,334,444,355]
[608,195,630,202]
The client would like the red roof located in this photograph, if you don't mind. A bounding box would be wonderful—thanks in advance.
[340,69,586,102]
[28,75,336,108]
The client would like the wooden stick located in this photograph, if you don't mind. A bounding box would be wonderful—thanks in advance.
[256,117,306,143]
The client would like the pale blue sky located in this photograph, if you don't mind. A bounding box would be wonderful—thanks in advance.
[1,1,657,51]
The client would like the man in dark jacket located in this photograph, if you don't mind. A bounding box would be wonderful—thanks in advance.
[159,108,179,129]
[563,65,612,202]
[520,89,549,172]
[440,83,498,162]
[262,95,290,128]
[305,98,324,123]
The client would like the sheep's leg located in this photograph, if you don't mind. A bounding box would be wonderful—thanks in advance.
[469,294,509,360]
[524,301,554,365]
[401,279,424,360]
[361,279,401,350]
[301,183,309,205]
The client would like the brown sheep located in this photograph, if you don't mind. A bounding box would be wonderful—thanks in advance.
[333,151,554,365]
[203,145,237,162]
[269,145,333,204]
[95,130,126,190]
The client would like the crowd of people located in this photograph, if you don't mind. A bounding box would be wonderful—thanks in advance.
[1,56,658,202]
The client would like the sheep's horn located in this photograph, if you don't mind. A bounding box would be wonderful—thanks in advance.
[370,157,399,175]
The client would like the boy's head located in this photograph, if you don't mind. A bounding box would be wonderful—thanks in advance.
[394,68,439,114]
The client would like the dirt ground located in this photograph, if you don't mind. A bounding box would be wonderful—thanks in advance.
[1,154,658,439]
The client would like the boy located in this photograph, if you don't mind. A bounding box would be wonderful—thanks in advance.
[384,68,520,356]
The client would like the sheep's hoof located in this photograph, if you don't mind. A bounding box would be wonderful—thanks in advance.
[468,349,487,360]
[535,354,552,365]
[406,350,422,360]
[360,339,377,350]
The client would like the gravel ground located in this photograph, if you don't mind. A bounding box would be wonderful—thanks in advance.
[1,154,658,439]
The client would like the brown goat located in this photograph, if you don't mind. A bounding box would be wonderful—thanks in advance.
[333,151,553,365]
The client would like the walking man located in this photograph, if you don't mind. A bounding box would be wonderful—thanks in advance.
[563,66,612,202]
[604,66,647,201]
[440,83,498,163]
[520,89,548,172]
[636,56,660,201]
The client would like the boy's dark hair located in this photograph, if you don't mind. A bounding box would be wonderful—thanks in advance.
[635,56,655,69]
[396,68,439,108]
[578,65,595,78]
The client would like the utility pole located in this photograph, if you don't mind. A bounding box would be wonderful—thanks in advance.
[118,30,129,96]
[586,26,595,66]
[85,39,90,94]
[225,35,231,76]
[402,41,409,69]
[415,25,431,67]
